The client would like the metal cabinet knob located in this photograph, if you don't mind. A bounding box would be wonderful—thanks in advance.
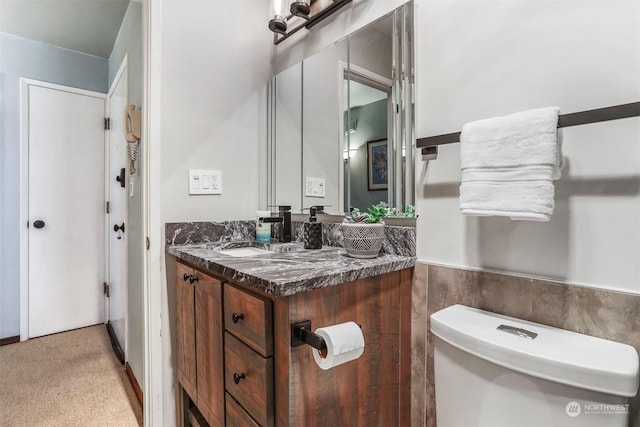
[232,313,244,324]
[33,220,45,229]
[233,372,245,384]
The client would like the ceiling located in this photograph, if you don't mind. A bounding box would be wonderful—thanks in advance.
[350,80,387,108]
[0,0,131,58]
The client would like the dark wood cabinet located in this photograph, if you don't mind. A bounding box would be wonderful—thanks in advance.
[175,262,197,400]
[174,260,412,427]
[194,271,224,427]
[224,332,274,426]
[175,262,224,427]
[224,284,273,357]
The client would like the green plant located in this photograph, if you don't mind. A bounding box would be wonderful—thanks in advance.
[344,203,388,224]
[385,204,416,219]
[344,202,416,223]
[367,203,389,223]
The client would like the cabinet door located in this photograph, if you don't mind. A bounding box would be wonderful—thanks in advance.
[225,332,274,427]
[194,272,225,427]
[224,284,273,357]
[175,262,197,400]
[226,393,261,427]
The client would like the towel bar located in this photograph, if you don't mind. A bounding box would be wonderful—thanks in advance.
[417,101,640,153]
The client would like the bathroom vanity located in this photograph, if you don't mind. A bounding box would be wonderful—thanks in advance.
[167,238,415,427]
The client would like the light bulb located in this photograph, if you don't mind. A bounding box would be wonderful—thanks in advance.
[269,0,288,34]
[290,0,310,17]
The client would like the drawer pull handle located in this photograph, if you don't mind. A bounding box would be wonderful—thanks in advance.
[232,313,244,323]
[233,372,245,384]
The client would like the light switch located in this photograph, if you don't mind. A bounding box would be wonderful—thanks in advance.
[191,175,201,189]
[189,169,222,195]
[305,176,325,198]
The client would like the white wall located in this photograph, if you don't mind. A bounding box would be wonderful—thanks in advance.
[160,1,271,224]
[156,0,271,423]
[0,33,108,339]
[414,0,640,293]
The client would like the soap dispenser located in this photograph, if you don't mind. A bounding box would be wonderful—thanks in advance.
[303,207,323,249]
[256,210,272,243]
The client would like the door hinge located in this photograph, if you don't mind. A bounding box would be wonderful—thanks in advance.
[106,201,110,214]
[105,118,111,130]
[104,282,110,298]
[146,237,150,250]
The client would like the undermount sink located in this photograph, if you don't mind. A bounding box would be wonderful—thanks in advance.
[216,247,275,257]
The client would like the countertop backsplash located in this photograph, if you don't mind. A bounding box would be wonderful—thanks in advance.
[165,220,416,257]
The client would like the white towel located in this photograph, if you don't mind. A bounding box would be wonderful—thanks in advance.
[459,107,563,221]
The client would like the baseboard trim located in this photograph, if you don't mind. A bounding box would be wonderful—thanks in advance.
[105,322,125,365]
[0,335,20,346]
[125,362,144,409]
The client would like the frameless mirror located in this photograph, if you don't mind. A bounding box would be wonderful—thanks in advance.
[271,62,303,212]
[268,2,414,216]
[302,38,348,212]
[345,13,394,212]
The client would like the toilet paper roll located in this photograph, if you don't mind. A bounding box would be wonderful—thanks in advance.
[312,321,365,370]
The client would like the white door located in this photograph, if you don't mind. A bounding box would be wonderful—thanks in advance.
[107,61,129,357]
[24,80,106,339]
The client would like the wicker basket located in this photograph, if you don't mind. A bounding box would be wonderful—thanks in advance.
[342,223,385,259]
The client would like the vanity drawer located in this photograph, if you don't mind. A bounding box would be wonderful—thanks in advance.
[225,392,261,427]
[224,284,273,357]
[224,332,274,427]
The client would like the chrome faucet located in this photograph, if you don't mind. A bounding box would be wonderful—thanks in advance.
[258,205,292,242]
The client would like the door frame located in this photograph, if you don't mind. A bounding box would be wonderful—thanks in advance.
[106,55,130,361]
[143,0,165,423]
[340,62,394,213]
[19,78,108,341]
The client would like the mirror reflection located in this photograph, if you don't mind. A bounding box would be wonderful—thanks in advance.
[268,3,414,216]
[302,38,348,213]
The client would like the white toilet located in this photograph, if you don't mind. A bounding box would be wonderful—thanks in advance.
[431,305,639,427]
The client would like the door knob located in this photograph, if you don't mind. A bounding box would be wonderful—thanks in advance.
[113,223,125,233]
[33,220,45,229]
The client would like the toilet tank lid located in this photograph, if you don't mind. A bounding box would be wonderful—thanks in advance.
[430,305,639,397]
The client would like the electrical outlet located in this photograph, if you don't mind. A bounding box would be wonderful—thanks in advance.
[210,171,222,194]
[189,169,222,195]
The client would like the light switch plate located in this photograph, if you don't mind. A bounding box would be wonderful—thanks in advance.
[189,169,222,195]
[305,176,325,198]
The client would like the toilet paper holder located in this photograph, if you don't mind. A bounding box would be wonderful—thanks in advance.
[291,320,327,352]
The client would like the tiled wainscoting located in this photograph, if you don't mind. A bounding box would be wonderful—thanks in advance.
[411,262,640,427]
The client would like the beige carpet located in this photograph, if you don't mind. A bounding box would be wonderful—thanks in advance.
[0,325,142,427]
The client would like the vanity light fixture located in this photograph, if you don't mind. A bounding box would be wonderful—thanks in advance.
[268,0,288,34]
[268,0,353,45]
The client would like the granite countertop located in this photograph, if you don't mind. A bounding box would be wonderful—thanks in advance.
[167,241,416,297]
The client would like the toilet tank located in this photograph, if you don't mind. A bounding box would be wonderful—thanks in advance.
[431,305,639,427]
